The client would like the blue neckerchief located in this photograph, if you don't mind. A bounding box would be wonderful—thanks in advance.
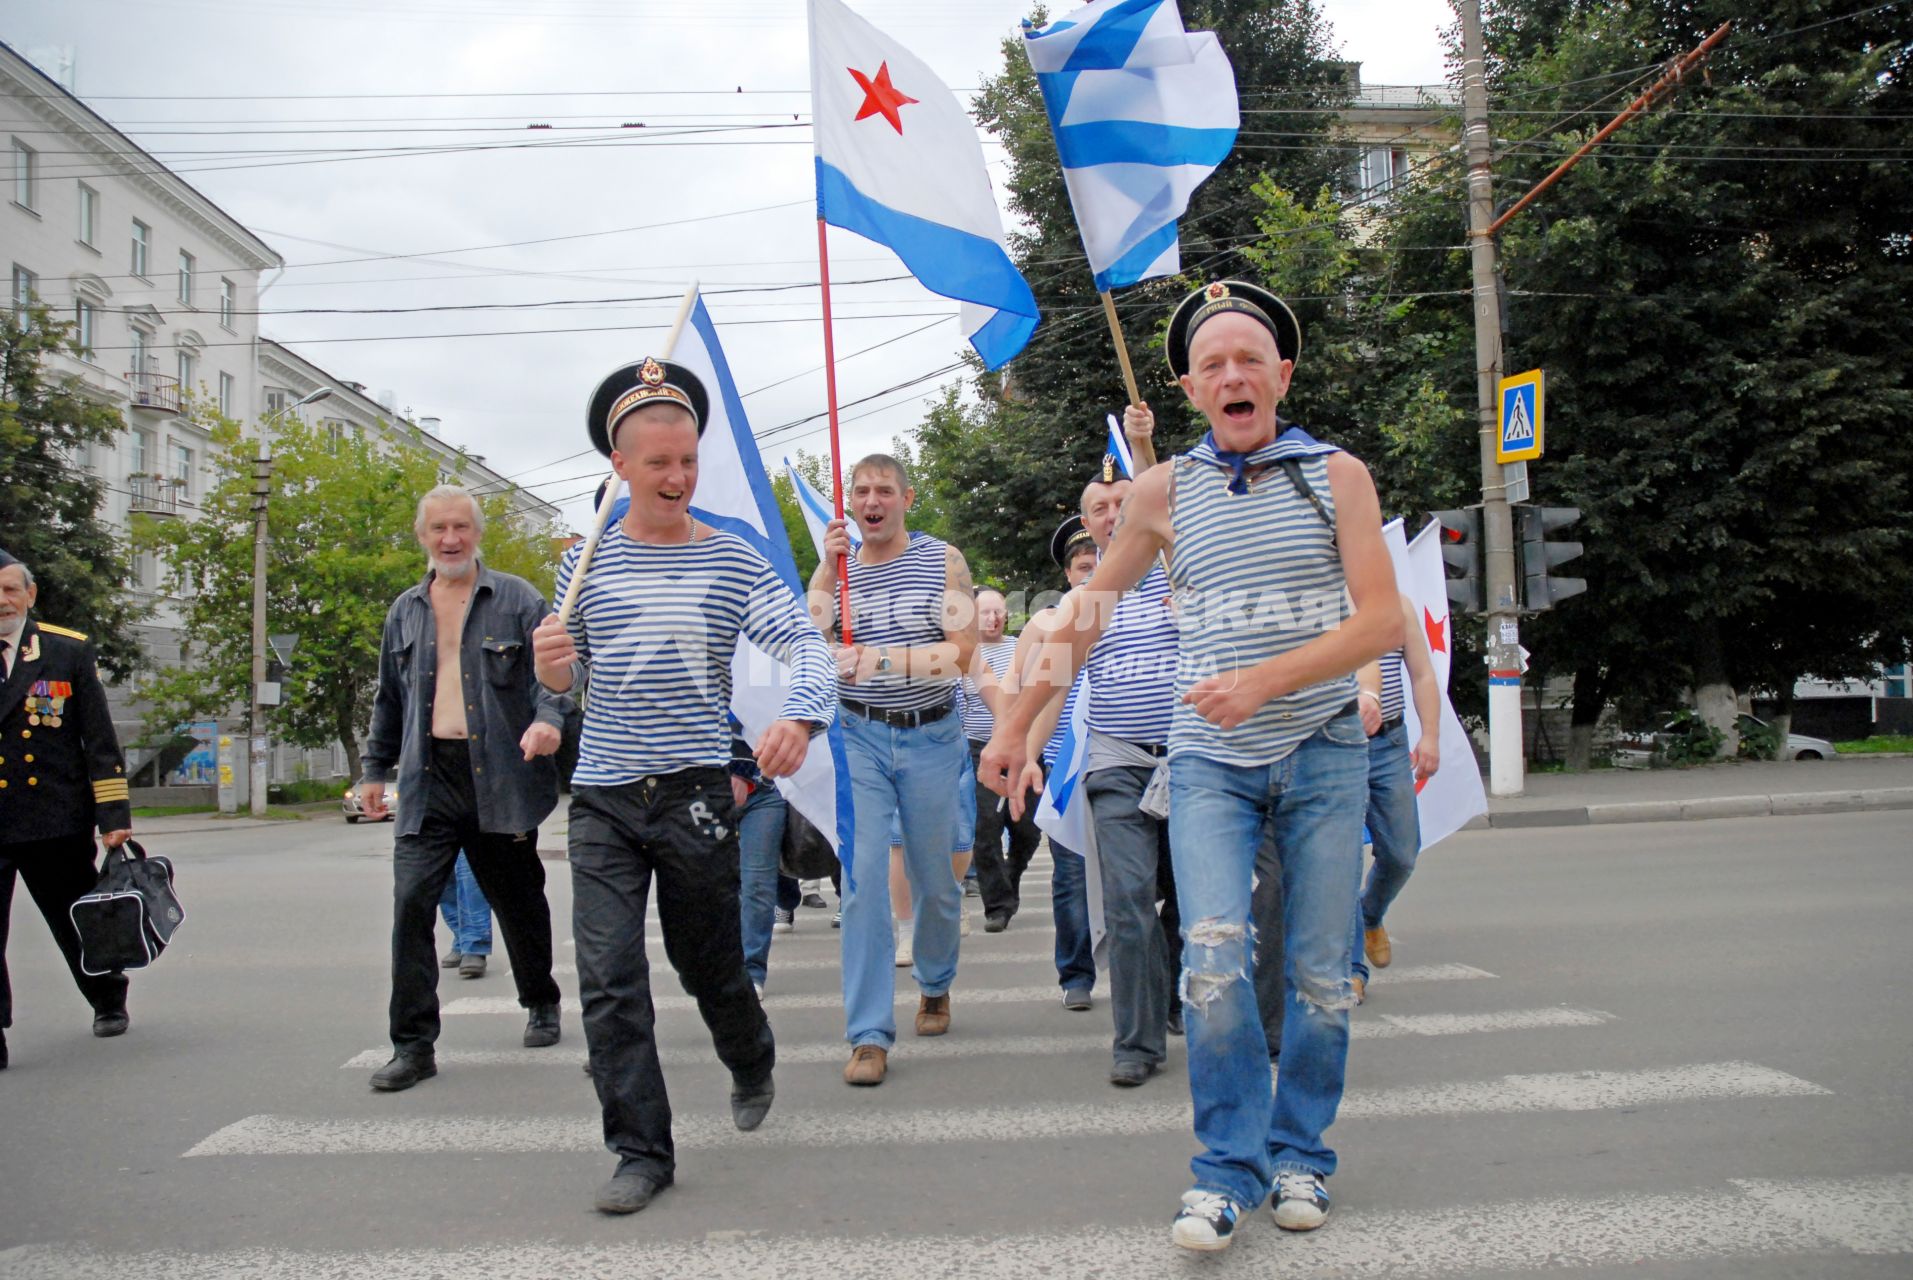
[1188,425,1337,494]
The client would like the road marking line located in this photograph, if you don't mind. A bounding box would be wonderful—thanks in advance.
[191,1059,1827,1156]
[340,1007,1609,1071]
[58,1175,1905,1280]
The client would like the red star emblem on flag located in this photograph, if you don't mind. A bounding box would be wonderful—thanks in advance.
[847,61,918,134]
[1423,606,1448,655]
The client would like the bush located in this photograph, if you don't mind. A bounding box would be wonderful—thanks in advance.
[268,779,346,805]
[1659,711,1725,766]
[1736,718,1782,761]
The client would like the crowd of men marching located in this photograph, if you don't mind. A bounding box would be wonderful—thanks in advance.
[2,277,1445,1255]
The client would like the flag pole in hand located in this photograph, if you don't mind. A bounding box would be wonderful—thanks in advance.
[556,280,701,626]
[816,217,852,645]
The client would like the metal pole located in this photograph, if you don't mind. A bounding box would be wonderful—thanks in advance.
[249,437,271,816]
[1459,0,1524,797]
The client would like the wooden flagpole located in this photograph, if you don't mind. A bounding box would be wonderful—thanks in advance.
[816,217,853,645]
[1099,289,1142,408]
[555,280,701,626]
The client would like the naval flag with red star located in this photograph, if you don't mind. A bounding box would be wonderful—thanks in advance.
[808,0,1039,368]
[1386,517,1489,850]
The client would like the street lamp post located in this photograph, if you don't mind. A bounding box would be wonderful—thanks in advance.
[249,386,333,817]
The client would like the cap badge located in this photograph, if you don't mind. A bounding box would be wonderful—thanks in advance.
[1205,282,1231,301]
[639,357,666,386]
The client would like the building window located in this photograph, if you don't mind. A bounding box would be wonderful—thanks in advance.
[77,183,99,246]
[170,441,194,497]
[177,250,195,305]
[131,220,150,277]
[128,325,150,374]
[74,299,97,360]
[1356,146,1411,197]
[1888,663,1911,700]
[10,263,34,315]
[177,348,196,392]
[130,428,153,474]
[263,387,289,417]
[11,138,35,211]
[218,370,235,417]
[219,277,235,329]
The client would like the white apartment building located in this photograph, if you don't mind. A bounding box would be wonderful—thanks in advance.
[3,44,558,792]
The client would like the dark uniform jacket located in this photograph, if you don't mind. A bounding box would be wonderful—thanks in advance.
[0,620,130,844]
[362,563,572,839]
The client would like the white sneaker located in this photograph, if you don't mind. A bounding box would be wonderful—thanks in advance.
[1172,1188,1241,1252]
[895,921,913,968]
[1271,1171,1331,1231]
[772,906,795,934]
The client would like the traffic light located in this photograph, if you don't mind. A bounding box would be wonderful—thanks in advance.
[1514,504,1587,611]
[1431,508,1484,615]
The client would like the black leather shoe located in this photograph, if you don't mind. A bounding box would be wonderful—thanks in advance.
[1110,1059,1158,1088]
[369,1053,436,1092]
[92,1009,129,1038]
[1166,1003,1185,1037]
[730,1073,775,1131]
[594,1170,669,1214]
[523,1003,561,1048]
[983,912,1011,933]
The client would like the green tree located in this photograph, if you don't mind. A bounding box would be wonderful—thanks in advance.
[136,414,558,781]
[0,304,146,678]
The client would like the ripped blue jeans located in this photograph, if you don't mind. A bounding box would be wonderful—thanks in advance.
[1167,711,1369,1209]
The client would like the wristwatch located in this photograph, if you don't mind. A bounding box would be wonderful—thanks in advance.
[875,647,894,673]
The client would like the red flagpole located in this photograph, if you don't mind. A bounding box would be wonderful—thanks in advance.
[815,216,852,646]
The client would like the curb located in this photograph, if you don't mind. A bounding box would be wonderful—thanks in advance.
[1482,786,1913,830]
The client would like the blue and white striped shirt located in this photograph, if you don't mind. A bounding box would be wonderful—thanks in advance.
[963,636,1018,741]
[1086,563,1176,745]
[559,527,837,787]
[1043,672,1087,767]
[838,531,955,712]
[1379,649,1406,722]
[1167,449,1354,766]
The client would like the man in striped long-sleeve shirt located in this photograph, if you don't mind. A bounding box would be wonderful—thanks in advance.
[809,454,978,1087]
[982,282,1401,1252]
[532,356,836,1217]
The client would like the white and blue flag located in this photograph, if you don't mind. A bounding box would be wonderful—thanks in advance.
[600,299,854,869]
[1023,0,1239,291]
[1033,673,1107,958]
[785,456,862,562]
[809,0,1039,369]
[1104,412,1136,478]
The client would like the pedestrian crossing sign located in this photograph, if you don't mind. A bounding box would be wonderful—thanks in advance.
[1497,369,1544,462]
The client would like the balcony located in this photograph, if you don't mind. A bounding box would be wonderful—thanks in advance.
[125,370,182,414]
[128,473,184,518]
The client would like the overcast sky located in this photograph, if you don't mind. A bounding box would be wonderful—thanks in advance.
[8,0,1454,534]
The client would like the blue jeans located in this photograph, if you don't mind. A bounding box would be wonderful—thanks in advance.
[1050,838,1095,993]
[737,784,788,986]
[1086,765,1179,1068]
[437,851,492,954]
[1168,711,1369,1208]
[1352,722,1422,983]
[840,706,966,1048]
[887,748,973,854]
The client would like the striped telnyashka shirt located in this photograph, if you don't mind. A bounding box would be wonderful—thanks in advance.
[838,531,955,712]
[1086,563,1177,746]
[1167,452,1354,766]
[558,527,837,787]
[962,635,1018,741]
[1379,649,1407,723]
[1043,672,1087,767]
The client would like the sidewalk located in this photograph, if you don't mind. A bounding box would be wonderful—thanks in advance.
[1482,755,1913,829]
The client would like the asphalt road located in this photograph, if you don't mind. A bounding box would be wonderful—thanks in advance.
[1,809,1909,1278]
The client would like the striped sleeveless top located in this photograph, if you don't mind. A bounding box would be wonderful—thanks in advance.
[963,636,1017,740]
[1167,451,1355,766]
[840,531,954,712]
[1379,649,1406,722]
[1086,563,1176,745]
[1043,672,1087,766]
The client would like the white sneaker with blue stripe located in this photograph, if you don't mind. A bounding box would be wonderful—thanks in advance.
[1272,1171,1331,1231]
[1172,1188,1242,1251]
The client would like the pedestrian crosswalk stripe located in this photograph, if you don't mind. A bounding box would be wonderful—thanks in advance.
[186,1060,1827,1156]
[341,1007,1611,1072]
[8,1174,1906,1279]
[526,948,1065,977]
[442,963,1496,1017]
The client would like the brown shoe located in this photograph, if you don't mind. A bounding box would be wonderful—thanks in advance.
[1364,924,1391,968]
[915,993,951,1037]
[843,1044,888,1086]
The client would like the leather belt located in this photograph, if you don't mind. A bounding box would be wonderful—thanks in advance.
[841,695,955,729]
[1378,715,1404,734]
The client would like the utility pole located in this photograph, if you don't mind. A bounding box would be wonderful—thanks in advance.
[248,439,271,817]
[1458,0,1525,797]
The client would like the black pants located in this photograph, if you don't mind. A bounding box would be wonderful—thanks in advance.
[570,769,774,1182]
[389,739,561,1055]
[969,738,1041,919]
[0,834,129,1030]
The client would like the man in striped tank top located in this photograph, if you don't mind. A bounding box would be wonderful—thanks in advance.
[964,587,1041,932]
[808,454,979,1087]
[982,282,1402,1251]
[532,358,836,1215]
